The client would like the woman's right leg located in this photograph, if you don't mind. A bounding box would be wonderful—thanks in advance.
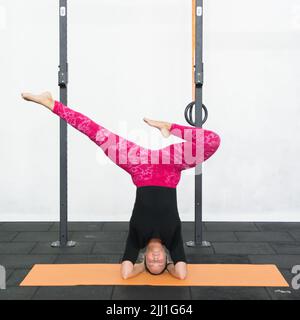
[22,92,148,173]
[52,101,151,171]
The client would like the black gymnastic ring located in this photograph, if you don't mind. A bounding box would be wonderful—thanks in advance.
[184,101,208,126]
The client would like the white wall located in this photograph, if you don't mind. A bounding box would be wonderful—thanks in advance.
[0,0,299,222]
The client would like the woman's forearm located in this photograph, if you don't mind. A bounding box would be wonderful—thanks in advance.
[167,264,180,279]
[167,262,187,280]
[122,262,145,280]
[129,263,145,279]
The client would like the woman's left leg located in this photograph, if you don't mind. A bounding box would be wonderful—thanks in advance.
[144,118,221,168]
[155,123,220,169]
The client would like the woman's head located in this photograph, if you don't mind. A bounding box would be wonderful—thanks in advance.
[144,239,167,275]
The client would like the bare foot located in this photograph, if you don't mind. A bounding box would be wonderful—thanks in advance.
[143,118,171,138]
[21,91,55,111]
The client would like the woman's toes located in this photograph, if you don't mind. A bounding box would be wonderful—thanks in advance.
[21,93,33,101]
[144,118,159,128]
[143,118,170,137]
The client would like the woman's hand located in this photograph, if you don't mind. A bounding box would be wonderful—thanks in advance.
[121,261,145,280]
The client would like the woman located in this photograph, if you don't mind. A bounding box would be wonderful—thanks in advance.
[21,92,221,280]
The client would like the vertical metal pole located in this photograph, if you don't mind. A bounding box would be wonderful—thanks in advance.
[52,0,75,248]
[186,0,211,248]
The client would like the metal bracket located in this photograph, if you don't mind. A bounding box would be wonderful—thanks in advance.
[186,240,211,247]
[195,62,204,87]
[51,240,76,248]
[58,63,68,87]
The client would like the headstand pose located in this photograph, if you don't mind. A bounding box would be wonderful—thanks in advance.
[21,92,221,280]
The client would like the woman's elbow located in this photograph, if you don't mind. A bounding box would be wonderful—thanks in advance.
[174,262,187,280]
[121,273,129,280]
[121,269,132,280]
[178,272,187,280]
[121,261,133,280]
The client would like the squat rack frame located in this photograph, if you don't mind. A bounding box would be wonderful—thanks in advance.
[51,0,75,247]
[52,0,210,248]
[186,0,211,247]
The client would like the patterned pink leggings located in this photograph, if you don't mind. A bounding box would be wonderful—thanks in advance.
[52,101,221,188]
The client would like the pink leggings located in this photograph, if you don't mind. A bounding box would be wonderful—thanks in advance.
[52,101,221,188]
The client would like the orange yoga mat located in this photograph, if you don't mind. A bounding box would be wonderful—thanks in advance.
[20,264,289,287]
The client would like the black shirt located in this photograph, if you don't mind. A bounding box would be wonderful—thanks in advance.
[121,186,187,265]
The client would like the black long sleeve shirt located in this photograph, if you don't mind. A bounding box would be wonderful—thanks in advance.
[121,186,187,265]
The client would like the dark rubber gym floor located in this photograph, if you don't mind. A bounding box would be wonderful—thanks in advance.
[0,222,299,300]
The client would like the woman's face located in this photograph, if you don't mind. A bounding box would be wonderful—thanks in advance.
[145,242,167,274]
